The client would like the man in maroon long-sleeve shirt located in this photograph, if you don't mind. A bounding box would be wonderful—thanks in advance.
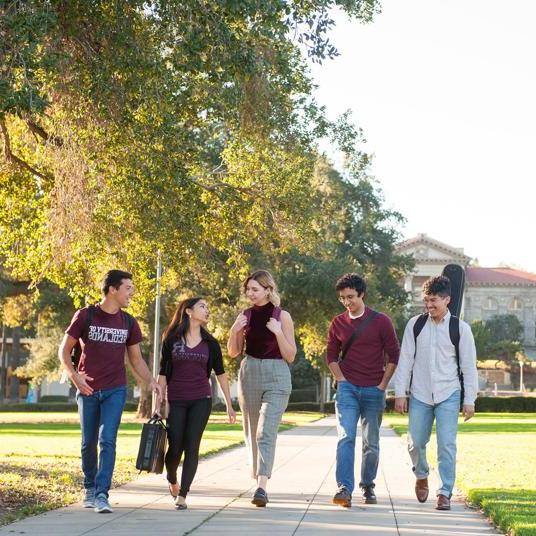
[327,273,400,508]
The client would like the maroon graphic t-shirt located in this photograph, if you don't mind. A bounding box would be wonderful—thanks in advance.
[166,340,212,401]
[66,306,143,391]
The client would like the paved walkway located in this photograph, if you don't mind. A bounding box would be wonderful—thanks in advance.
[1,417,501,535]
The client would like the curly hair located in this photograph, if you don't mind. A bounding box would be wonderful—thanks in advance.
[335,273,366,295]
[423,276,451,297]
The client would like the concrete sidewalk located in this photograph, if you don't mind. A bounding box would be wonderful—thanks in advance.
[1,417,500,535]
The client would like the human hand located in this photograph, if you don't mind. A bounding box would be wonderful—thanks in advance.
[394,397,407,415]
[266,317,282,335]
[232,313,248,334]
[150,380,163,407]
[227,406,237,424]
[463,404,475,422]
[73,372,94,396]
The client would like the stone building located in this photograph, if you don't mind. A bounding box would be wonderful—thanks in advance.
[396,234,536,360]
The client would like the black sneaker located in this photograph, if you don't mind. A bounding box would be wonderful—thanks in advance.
[252,487,269,507]
[361,485,377,504]
[332,486,352,507]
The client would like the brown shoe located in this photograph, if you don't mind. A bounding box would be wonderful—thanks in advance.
[435,495,451,510]
[415,478,429,503]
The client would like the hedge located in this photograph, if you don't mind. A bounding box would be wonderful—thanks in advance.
[0,401,139,412]
[1,396,534,414]
[474,396,536,413]
[288,396,536,414]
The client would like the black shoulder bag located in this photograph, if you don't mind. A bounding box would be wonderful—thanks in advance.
[332,310,379,390]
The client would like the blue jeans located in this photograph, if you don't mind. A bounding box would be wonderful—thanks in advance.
[76,386,127,497]
[335,381,386,494]
[408,390,460,498]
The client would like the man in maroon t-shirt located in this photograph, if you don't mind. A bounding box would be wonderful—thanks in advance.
[326,273,400,508]
[59,270,162,514]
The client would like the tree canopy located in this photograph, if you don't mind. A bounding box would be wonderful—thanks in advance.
[0,1,420,389]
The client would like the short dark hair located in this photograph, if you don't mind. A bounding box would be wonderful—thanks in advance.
[101,270,133,295]
[335,273,366,295]
[423,276,451,297]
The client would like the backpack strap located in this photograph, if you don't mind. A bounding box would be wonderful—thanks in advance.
[271,306,282,321]
[83,304,97,340]
[449,315,464,408]
[243,305,281,324]
[413,313,428,342]
[410,313,429,388]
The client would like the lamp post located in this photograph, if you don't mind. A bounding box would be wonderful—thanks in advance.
[152,251,162,413]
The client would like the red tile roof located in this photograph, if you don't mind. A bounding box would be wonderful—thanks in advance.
[466,267,536,285]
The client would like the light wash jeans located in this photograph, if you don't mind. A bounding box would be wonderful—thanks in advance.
[408,390,460,498]
[335,381,386,494]
[76,385,127,498]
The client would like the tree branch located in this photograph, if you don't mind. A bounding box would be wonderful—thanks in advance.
[0,118,51,182]
[25,118,63,147]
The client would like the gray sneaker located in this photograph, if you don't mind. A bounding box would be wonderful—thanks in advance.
[94,494,113,514]
[82,488,96,508]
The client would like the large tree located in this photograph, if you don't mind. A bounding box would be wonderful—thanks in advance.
[1,0,381,309]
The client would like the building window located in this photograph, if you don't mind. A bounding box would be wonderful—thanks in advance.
[484,297,498,310]
[509,297,523,311]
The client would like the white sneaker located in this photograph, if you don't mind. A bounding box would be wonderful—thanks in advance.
[94,494,113,513]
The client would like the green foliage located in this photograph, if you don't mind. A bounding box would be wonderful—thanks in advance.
[475,396,536,413]
[468,489,536,536]
[471,314,524,364]
[1,0,413,385]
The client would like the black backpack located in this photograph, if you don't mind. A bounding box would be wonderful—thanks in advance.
[411,313,464,409]
[71,305,135,370]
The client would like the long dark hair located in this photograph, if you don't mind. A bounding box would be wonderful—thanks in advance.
[162,297,214,343]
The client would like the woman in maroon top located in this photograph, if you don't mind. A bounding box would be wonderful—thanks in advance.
[158,297,235,510]
[227,270,296,507]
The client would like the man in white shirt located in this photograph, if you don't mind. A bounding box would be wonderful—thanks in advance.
[394,276,478,511]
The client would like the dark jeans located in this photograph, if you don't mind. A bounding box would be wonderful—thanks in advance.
[76,385,127,498]
[165,397,212,498]
[335,381,386,494]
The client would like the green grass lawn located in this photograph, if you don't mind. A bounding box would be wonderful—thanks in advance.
[0,410,322,526]
[383,412,536,536]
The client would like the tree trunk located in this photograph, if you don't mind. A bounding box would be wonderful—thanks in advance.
[9,326,21,400]
[319,371,326,413]
[136,386,152,419]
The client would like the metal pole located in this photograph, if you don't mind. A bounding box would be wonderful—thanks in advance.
[520,361,524,393]
[152,251,162,413]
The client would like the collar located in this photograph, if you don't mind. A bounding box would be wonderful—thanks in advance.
[429,309,451,324]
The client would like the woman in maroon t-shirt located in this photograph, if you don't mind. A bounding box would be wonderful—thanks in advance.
[158,297,235,510]
[227,270,297,507]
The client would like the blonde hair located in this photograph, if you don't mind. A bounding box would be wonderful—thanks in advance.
[243,270,281,307]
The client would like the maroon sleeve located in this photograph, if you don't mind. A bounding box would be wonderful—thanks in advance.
[326,318,341,364]
[126,318,143,346]
[380,314,400,364]
[65,309,86,340]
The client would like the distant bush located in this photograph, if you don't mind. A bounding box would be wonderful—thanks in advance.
[39,395,69,403]
[0,400,139,412]
[289,387,317,403]
[286,402,335,413]
[475,396,536,412]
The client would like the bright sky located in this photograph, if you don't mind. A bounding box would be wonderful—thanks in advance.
[309,0,535,272]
